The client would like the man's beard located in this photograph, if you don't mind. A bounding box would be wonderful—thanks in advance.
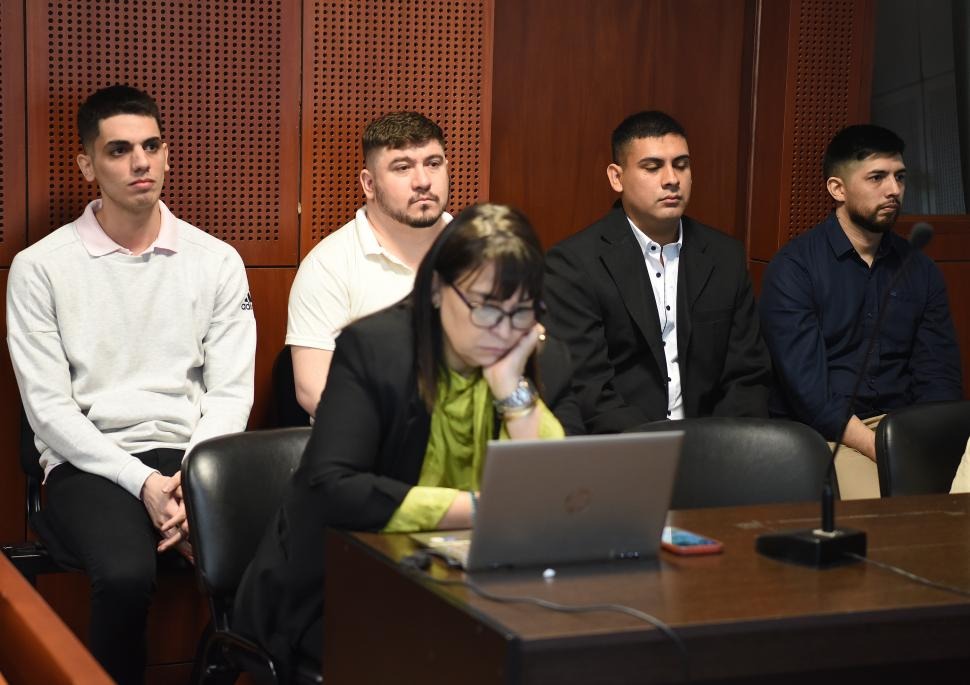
[374,185,447,228]
[849,203,898,235]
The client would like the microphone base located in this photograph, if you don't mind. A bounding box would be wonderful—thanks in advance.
[755,527,867,568]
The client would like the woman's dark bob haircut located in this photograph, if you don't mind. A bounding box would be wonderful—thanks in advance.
[411,203,545,410]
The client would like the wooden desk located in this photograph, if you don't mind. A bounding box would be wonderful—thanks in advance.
[323,494,970,684]
[0,553,112,685]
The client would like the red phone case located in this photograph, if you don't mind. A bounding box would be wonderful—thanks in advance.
[661,528,724,555]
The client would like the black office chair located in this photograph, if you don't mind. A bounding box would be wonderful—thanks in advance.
[875,400,970,496]
[182,427,320,685]
[634,417,832,509]
[1,409,83,581]
[271,347,311,428]
[4,409,191,581]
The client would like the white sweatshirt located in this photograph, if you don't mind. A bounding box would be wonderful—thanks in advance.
[6,200,256,498]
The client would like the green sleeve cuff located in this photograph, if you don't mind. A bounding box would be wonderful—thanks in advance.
[382,486,461,533]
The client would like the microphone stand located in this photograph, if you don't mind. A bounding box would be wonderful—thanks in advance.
[756,223,933,567]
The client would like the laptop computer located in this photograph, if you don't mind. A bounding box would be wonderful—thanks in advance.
[410,431,683,572]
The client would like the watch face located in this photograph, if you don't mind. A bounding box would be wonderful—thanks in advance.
[497,378,538,411]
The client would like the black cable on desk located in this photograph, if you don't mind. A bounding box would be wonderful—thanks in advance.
[400,554,691,682]
[845,553,970,598]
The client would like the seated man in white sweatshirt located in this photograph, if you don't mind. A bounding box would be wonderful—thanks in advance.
[6,85,256,685]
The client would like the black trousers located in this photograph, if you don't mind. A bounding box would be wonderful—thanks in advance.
[45,448,184,685]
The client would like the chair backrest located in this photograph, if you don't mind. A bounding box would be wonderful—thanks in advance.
[182,428,311,608]
[271,346,311,428]
[635,417,831,509]
[17,409,86,571]
[875,400,970,496]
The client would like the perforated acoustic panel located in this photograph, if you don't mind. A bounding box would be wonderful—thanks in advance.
[27,1,300,265]
[304,0,492,251]
[786,0,859,240]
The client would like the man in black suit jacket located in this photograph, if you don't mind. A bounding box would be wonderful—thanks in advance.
[545,110,771,433]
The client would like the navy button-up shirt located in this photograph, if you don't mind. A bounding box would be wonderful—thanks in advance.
[759,214,962,441]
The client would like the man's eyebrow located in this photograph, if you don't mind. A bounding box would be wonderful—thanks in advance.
[103,136,161,147]
[637,154,690,165]
[867,166,906,175]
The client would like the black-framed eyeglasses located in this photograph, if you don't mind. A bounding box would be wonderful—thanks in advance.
[448,283,542,330]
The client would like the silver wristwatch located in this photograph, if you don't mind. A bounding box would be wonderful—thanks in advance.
[493,377,538,419]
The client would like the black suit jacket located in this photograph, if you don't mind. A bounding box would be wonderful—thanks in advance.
[545,206,771,433]
[233,302,582,675]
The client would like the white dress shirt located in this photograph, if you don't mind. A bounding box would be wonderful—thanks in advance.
[628,219,684,419]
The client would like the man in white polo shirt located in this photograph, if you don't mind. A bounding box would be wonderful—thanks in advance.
[287,112,451,417]
[6,85,255,685]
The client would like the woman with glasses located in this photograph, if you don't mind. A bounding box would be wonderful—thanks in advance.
[234,203,582,676]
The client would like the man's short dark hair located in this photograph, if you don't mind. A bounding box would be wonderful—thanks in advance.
[362,112,444,165]
[77,85,161,151]
[611,110,687,164]
[823,124,905,179]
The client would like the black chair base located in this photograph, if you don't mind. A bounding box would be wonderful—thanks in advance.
[1,541,71,583]
[191,621,321,685]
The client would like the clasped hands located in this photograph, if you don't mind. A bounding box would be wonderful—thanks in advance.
[141,471,194,562]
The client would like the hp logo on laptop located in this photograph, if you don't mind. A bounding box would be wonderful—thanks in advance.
[564,488,592,514]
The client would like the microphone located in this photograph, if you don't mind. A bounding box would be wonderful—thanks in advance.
[756,222,934,566]
[909,221,933,250]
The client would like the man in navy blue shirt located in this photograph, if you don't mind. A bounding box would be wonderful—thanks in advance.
[760,124,962,498]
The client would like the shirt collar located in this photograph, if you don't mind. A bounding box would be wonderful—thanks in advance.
[627,217,683,258]
[824,212,900,261]
[356,206,454,258]
[75,199,179,256]
[355,207,385,257]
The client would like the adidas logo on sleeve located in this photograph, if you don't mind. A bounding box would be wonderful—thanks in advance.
[241,293,254,311]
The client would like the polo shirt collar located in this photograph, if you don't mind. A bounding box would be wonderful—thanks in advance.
[356,206,454,259]
[76,199,179,256]
[355,207,385,257]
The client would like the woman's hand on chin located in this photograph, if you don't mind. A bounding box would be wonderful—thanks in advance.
[482,323,544,398]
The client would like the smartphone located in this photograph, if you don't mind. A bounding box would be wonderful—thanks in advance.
[661,526,724,555]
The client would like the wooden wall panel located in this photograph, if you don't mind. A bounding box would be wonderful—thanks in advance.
[783,0,873,242]
[489,0,750,250]
[301,0,494,254]
[745,0,796,264]
[247,267,297,430]
[747,0,876,262]
[0,0,26,265]
[24,0,301,266]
